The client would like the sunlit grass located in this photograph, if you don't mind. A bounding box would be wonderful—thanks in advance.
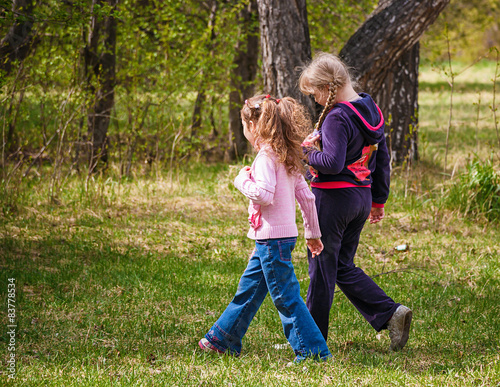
[1,161,499,386]
[419,59,499,172]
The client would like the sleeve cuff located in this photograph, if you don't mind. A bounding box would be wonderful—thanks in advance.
[233,173,248,190]
[305,230,322,239]
[372,202,385,208]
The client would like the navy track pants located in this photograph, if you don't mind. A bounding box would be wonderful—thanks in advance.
[306,187,399,340]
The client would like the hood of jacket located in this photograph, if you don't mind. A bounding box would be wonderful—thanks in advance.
[337,93,385,145]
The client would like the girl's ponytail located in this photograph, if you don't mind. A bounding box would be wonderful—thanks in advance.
[241,94,311,176]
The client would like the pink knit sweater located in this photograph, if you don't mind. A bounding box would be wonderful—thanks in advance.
[234,147,321,240]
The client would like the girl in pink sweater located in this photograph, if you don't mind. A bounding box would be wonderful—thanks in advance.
[199,94,331,362]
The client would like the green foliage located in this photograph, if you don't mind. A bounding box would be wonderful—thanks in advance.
[1,0,248,174]
[308,0,377,54]
[1,0,498,184]
[445,157,500,222]
[421,0,500,62]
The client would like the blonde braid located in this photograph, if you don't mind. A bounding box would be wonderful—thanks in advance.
[314,80,340,131]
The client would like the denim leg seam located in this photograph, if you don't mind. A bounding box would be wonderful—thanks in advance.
[216,261,265,354]
[267,244,307,356]
[208,252,266,355]
[207,325,241,356]
[291,314,306,356]
[209,274,264,355]
[232,272,266,343]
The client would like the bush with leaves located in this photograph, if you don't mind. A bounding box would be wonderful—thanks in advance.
[445,157,500,222]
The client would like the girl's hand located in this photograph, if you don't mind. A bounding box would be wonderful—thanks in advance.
[239,166,251,178]
[302,131,321,169]
[307,238,323,258]
[301,131,321,148]
[368,207,385,224]
[308,166,319,178]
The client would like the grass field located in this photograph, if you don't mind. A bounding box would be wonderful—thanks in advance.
[1,61,499,386]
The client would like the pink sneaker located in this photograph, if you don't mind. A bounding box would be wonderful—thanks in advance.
[198,338,224,354]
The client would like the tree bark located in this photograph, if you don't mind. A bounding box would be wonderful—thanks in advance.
[228,0,259,160]
[0,0,38,77]
[339,0,450,164]
[257,0,314,116]
[84,0,118,171]
[190,0,217,139]
[1,0,38,153]
[376,43,420,164]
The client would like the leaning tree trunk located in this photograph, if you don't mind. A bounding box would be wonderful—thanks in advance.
[228,0,259,160]
[84,0,118,172]
[257,0,314,116]
[339,0,450,164]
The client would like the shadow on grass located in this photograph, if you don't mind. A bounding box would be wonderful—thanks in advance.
[333,274,500,376]
[0,231,243,352]
[0,223,498,381]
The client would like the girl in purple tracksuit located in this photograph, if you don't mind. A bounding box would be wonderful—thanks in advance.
[299,52,412,351]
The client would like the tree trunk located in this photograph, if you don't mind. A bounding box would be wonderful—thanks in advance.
[1,0,38,153]
[228,0,259,160]
[257,0,314,116]
[339,0,450,164]
[84,0,118,171]
[0,0,38,78]
[190,0,217,139]
[375,43,420,164]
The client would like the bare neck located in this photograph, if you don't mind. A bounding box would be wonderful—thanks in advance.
[335,84,359,103]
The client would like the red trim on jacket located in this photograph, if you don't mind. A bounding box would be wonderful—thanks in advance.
[339,101,385,131]
[311,181,370,189]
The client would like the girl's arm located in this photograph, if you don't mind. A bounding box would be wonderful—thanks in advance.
[234,153,276,206]
[368,135,390,224]
[306,113,349,175]
[371,135,390,206]
[295,178,321,239]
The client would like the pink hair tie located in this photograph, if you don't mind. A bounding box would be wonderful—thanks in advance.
[276,99,280,104]
[265,94,271,99]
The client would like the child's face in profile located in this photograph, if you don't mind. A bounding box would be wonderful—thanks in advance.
[242,120,256,147]
[312,85,329,106]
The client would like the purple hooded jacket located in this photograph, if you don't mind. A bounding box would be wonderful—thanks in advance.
[307,93,390,206]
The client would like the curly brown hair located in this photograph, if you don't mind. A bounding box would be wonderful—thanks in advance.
[241,94,311,175]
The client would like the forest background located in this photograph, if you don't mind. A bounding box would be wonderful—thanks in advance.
[1,0,500,386]
[0,0,499,178]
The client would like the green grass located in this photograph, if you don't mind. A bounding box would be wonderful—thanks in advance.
[418,59,499,172]
[1,62,500,386]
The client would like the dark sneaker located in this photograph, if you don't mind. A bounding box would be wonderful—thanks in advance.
[198,338,224,354]
[387,305,412,351]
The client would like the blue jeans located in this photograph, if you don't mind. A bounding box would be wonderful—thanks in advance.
[205,237,331,361]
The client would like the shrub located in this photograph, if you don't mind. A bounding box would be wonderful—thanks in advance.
[446,157,500,222]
